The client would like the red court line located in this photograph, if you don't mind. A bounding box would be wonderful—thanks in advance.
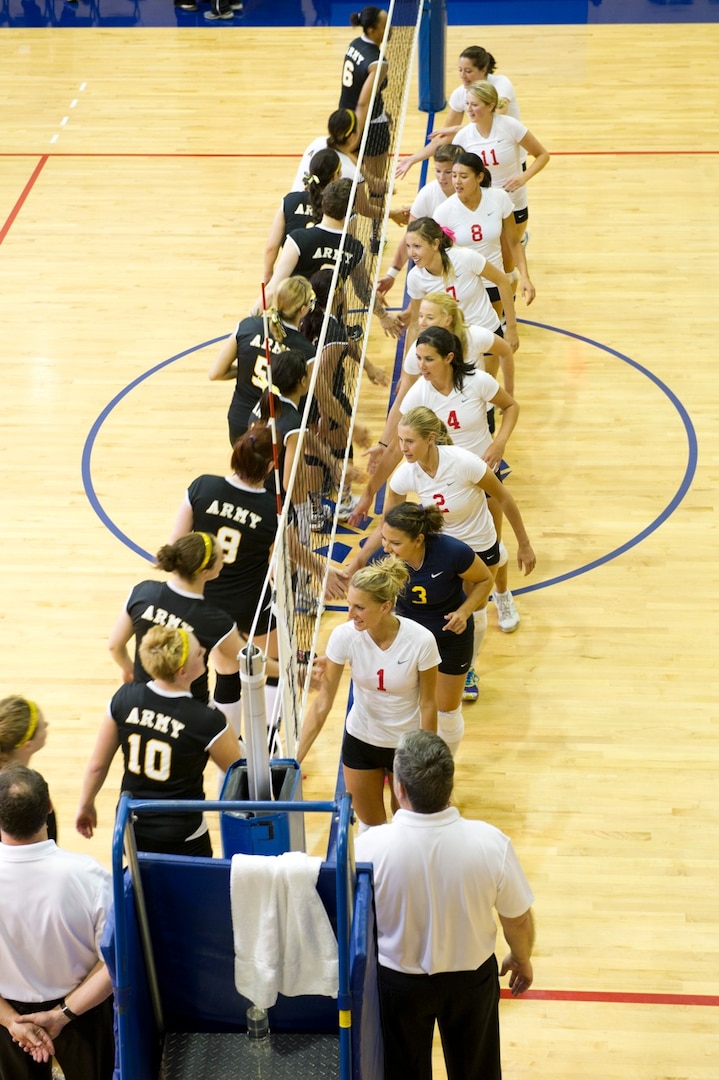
[500,988,719,1007]
[0,154,48,245]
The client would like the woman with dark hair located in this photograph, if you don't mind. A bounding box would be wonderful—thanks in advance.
[169,425,279,686]
[291,109,362,193]
[396,43,523,179]
[208,275,316,445]
[376,502,493,754]
[399,326,523,642]
[349,291,513,515]
[339,7,390,163]
[263,179,401,338]
[264,149,342,282]
[297,556,440,829]
[77,625,242,856]
[434,151,535,312]
[108,532,243,732]
[403,215,518,353]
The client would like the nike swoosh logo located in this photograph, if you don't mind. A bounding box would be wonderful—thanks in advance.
[460,661,470,670]
[397,658,409,664]
[431,572,443,578]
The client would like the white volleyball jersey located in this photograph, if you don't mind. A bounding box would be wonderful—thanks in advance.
[410,179,449,219]
[400,370,499,459]
[326,617,440,748]
[453,114,529,212]
[390,445,496,551]
[406,247,500,331]
[433,188,514,278]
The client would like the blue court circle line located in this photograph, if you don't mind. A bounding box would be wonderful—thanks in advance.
[81,336,225,563]
[81,321,698,593]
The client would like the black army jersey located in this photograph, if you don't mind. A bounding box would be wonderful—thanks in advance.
[126,580,235,703]
[229,315,315,438]
[109,680,227,844]
[186,474,277,635]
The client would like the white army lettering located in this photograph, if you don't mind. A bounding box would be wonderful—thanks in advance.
[138,606,193,632]
[248,332,289,356]
[311,245,357,267]
[125,708,185,739]
[203,500,263,528]
[346,45,366,64]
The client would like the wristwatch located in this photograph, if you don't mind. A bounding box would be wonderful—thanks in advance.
[59,999,78,1021]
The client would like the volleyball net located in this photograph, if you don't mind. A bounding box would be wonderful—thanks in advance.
[246,0,426,767]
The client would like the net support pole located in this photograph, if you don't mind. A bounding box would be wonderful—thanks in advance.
[418,0,447,112]
[239,644,272,801]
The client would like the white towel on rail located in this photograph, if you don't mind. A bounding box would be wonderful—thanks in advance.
[230,850,339,1009]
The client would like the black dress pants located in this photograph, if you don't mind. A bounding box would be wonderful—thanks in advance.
[0,996,114,1080]
[378,954,501,1080]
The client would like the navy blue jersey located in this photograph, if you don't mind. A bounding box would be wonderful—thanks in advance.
[186,474,277,635]
[372,533,476,636]
[126,580,236,702]
[109,681,226,844]
[228,315,315,439]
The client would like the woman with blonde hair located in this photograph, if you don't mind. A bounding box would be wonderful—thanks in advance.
[452,80,549,246]
[0,696,55,838]
[209,275,316,444]
[297,556,440,829]
[396,43,524,178]
[349,406,536,699]
[76,626,242,856]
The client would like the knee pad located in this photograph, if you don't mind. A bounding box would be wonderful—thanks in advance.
[437,707,464,757]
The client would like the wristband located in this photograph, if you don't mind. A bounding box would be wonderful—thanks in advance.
[386,266,399,279]
[59,1000,79,1021]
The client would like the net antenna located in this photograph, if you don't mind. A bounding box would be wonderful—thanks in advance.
[243,0,424,764]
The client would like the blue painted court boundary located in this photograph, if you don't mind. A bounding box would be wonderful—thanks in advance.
[81,320,698,600]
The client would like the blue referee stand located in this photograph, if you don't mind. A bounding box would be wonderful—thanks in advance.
[418,0,447,112]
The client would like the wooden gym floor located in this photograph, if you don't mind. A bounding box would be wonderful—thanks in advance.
[1,19,718,1078]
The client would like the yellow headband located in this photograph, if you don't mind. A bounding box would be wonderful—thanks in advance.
[198,532,214,571]
[14,699,39,749]
[176,629,190,672]
[344,110,356,137]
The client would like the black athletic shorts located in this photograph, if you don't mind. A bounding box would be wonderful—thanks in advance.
[342,730,396,771]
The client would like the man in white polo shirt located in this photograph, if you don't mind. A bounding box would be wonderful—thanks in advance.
[0,765,114,1079]
[355,730,535,1080]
